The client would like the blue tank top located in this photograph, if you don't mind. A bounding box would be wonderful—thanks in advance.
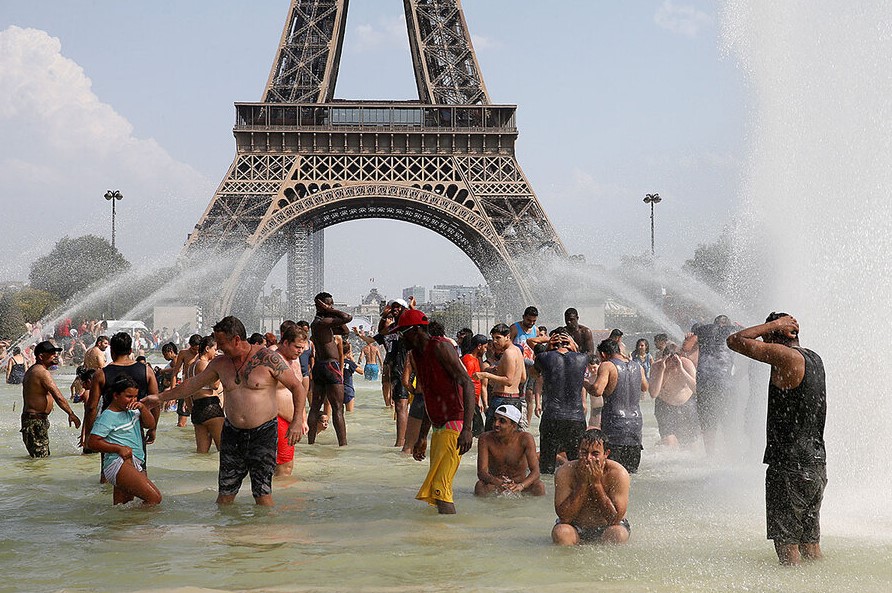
[601,358,644,446]
[512,322,537,347]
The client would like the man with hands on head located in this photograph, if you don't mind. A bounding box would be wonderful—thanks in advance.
[142,316,307,506]
[308,292,352,446]
[552,428,631,545]
[726,313,827,567]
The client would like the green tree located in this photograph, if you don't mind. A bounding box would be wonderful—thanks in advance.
[683,235,732,294]
[0,291,27,340]
[13,287,60,323]
[29,235,130,302]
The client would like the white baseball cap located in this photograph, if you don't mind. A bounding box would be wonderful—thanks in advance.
[495,404,522,425]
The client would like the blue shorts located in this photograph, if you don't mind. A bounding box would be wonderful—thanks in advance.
[364,364,379,381]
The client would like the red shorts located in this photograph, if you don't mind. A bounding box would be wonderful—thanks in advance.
[277,416,295,465]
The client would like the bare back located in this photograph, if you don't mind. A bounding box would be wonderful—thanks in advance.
[83,347,106,370]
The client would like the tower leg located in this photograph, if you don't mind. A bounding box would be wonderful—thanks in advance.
[286,225,325,320]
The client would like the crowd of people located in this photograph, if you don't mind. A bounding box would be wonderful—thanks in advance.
[13,296,827,564]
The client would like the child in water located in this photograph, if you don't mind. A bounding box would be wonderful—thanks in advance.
[87,374,162,506]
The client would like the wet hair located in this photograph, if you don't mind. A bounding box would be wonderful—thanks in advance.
[765,311,790,324]
[597,339,620,356]
[428,320,446,337]
[456,328,473,355]
[579,428,607,449]
[109,332,132,357]
[77,367,96,383]
[247,333,265,345]
[280,320,297,335]
[653,333,668,344]
[490,323,511,337]
[281,325,300,344]
[635,338,649,353]
[662,342,679,357]
[161,342,178,356]
[12,346,20,355]
[135,355,147,363]
[314,292,333,303]
[523,306,538,317]
[533,343,549,355]
[95,335,109,345]
[549,326,569,336]
[538,325,547,333]
[213,316,247,340]
[564,307,578,318]
[108,373,139,397]
[296,320,310,330]
[587,353,599,365]
[188,333,202,347]
[199,335,216,355]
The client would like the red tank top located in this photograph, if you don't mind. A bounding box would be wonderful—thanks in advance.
[416,337,464,427]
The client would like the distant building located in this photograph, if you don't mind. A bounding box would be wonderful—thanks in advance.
[428,284,490,305]
[402,285,426,303]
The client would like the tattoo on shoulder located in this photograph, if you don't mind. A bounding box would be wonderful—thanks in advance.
[251,349,289,378]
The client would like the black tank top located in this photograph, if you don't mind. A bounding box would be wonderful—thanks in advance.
[764,347,826,465]
[601,358,644,446]
[101,362,150,411]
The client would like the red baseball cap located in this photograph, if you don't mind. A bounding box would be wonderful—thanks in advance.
[394,309,429,330]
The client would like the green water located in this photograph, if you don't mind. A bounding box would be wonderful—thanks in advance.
[1,370,889,593]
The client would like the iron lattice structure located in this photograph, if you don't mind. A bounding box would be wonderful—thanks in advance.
[182,0,567,320]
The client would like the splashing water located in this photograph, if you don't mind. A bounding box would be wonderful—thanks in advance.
[722,1,892,511]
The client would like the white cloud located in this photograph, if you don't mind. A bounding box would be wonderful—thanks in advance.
[654,1,713,38]
[0,26,212,280]
[352,14,408,52]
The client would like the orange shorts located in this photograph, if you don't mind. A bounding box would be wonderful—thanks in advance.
[277,416,295,465]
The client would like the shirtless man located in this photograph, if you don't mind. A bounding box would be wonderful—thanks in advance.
[552,428,631,545]
[308,292,352,446]
[564,308,595,355]
[83,335,109,370]
[21,341,81,457]
[274,325,306,476]
[475,323,526,431]
[475,404,545,496]
[170,334,202,427]
[357,341,383,382]
[142,316,308,506]
[648,343,699,447]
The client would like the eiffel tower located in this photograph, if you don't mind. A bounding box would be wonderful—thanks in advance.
[182,0,567,321]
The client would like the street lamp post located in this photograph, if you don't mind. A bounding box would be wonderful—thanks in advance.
[104,190,124,249]
[643,193,662,256]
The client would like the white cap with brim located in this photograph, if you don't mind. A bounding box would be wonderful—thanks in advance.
[390,298,408,308]
[495,404,522,425]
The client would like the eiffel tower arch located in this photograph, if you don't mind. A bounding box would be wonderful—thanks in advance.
[182,0,567,321]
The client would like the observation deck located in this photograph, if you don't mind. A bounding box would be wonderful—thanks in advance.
[233,102,518,155]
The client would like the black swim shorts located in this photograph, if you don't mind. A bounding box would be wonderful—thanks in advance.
[765,463,827,544]
[556,518,632,543]
[218,418,277,499]
[312,360,343,386]
[408,392,426,419]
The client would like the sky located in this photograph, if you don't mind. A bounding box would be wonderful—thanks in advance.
[0,0,747,305]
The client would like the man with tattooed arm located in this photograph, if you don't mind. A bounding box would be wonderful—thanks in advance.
[142,316,308,506]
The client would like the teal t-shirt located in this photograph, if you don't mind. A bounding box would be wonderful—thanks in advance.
[90,409,145,470]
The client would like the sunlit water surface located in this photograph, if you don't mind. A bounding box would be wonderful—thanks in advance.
[1,372,890,593]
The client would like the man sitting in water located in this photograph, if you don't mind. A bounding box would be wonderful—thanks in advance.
[475,404,545,496]
[552,428,630,545]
